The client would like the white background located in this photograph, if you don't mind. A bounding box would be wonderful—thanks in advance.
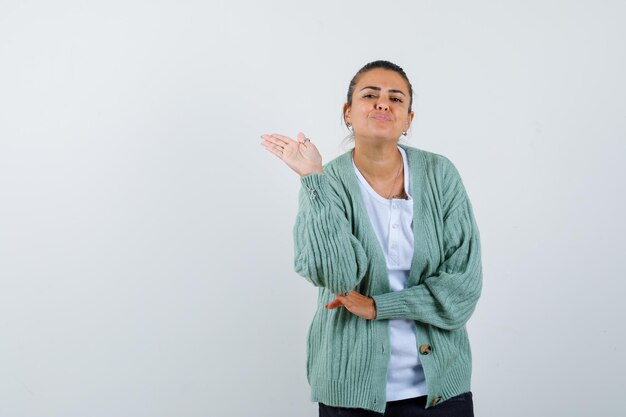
[1,1,625,416]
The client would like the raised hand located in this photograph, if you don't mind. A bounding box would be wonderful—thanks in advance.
[260,132,323,177]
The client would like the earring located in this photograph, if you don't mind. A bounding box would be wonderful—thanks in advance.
[402,131,407,136]
[346,122,353,131]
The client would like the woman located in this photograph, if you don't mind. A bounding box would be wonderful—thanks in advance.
[261,60,482,417]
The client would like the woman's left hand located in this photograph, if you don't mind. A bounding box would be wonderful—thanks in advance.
[325,291,377,320]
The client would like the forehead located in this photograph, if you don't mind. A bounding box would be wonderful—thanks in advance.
[355,68,409,92]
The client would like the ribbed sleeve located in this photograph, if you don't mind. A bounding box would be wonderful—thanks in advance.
[293,173,368,294]
[372,161,482,330]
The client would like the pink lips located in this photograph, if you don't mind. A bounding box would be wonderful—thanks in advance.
[371,114,391,121]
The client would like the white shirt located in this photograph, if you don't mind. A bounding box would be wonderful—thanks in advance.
[352,146,428,401]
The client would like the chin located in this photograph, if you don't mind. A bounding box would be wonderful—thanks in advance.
[368,130,401,142]
[355,136,400,147]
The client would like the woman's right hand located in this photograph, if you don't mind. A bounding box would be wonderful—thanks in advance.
[260,132,323,177]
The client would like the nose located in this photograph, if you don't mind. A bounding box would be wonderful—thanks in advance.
[376,98,389,111]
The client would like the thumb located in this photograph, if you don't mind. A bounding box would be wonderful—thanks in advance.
[297,132,307,143]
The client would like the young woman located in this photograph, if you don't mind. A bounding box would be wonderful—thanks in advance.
[261,60,482,417]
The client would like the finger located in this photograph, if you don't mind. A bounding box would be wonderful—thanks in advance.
[261,142,284,158]
[325,300,343,309]
[297,132,306,143]
[261,140,286,154]
[261,139,282,148]
[263,147,284,160]
[260,134,290,147]
[270,133,297,145]
[261,136,290,149]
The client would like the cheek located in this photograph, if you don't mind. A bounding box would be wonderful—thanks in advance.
[398,111,412,124]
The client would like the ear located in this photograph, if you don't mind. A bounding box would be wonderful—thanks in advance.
[407,110,415,129]
[343,103,351,125]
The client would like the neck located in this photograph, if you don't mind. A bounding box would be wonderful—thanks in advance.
[352,140,402,180]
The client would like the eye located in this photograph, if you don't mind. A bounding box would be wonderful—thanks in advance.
[391,97,403,103]
[363,94,377,99]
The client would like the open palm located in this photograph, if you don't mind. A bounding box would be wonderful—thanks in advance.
[261,132,323,177]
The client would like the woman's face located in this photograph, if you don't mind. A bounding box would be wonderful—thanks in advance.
[344,68,414,144]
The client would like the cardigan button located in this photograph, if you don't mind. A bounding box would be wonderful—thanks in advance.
[419,344,432,355]
[431,396,443,406]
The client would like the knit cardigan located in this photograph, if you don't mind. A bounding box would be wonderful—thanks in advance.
[293,144,482,413]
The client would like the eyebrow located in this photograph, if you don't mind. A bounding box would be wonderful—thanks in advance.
[360,86,406,96]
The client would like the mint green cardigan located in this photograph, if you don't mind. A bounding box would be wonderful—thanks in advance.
[293,144,482,413]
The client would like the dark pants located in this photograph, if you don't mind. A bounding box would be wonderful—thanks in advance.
[319,392,474,417]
